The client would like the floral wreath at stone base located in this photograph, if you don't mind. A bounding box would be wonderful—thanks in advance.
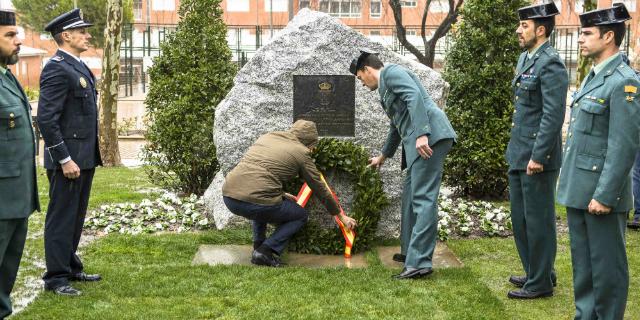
[287,138,389,255]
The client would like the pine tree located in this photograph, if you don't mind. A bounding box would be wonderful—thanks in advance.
[144,0,236,194]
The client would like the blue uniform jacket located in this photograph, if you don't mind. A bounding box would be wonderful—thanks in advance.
[37,50,101,170]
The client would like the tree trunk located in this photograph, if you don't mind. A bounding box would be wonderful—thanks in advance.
[99,0,124,166]
[575,0,597,85]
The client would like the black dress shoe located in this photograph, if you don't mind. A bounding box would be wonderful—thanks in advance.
[507,288,553,299]
[392,253,406,263]
[509,275,557,288]
[251,250,283,267]
[393,267,433,280]
[70,272,102,282]
[628,220,640,230]
[47,285,82,296]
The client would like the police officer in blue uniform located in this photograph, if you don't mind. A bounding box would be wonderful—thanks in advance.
[37,9,102,296]
[0,10,39,319]
[506,2,568,300]
[556,4,640,319]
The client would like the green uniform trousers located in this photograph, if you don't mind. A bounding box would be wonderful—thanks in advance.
[0,218,28,319]
[509,170,558,292]
[403,139,453,269]
[567,208,627,320]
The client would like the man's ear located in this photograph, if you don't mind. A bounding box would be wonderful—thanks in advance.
[603,30,615,45]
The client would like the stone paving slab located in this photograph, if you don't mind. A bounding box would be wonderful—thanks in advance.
[192,245,367,268]
[376,243,463,269]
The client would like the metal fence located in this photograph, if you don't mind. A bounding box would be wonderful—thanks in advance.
[119,23,632,97]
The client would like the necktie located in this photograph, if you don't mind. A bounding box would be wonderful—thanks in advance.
[580,70,595,91]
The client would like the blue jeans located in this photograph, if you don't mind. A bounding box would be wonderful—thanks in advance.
[633,152,640,221]
[223,196,308,254]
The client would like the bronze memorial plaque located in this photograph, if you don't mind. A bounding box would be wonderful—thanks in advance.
[293,75,355,137]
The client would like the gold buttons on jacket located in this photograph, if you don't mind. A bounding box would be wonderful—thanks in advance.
[592,166,597,171]
[511,122,515,127]
[9,120,15,128]
[516,83,521,87]
[9,113,14,118]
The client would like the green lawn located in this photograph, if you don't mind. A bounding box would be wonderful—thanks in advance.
[10,167,640,319]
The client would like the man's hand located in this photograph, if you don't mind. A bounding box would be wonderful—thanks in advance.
[340,215,357,230]
[284,193,298,202]
[368,155,387,170]
[526,160,544,176]
[416,135,433,160]
[588,199,611,215]
[61,160,80,179]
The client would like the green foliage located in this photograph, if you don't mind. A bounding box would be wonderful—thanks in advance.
[23,87,39,101]
[442,0,528,199]
[12,0,133,48]
[288,138,389,255]
[143,0,236,195]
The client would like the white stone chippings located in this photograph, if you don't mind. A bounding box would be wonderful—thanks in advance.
[205,9,448,238]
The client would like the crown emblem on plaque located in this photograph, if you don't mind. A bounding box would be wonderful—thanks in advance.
[318,82,332,91]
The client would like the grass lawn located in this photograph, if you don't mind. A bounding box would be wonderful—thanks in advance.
[10,167,160,315]
[11,167,640,319]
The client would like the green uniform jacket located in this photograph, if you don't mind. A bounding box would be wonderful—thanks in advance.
[378,64,457,168]
[0,72,39,219]
[507,42,568,172]
[557,54,640,211]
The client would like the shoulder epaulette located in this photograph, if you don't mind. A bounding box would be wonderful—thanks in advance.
[50,55,64,62]
[616,63,636,78]
[543,46,560,57]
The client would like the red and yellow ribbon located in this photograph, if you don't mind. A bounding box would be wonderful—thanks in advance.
[295,174,356,258]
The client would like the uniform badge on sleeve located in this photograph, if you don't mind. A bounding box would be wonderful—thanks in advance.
[79,77,87,88]
[626,85,637,102]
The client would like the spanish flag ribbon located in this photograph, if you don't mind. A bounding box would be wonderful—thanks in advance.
[295,175,356,258]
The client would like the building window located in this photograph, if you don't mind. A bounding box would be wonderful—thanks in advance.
[227,0,250,12]
[133,0,143,20]
[151,0,175,11]
[574,0,584,13]
[370,30,381,36]
[429,0,449,13]
[318,0,361,18]
[401,1,417,7]
[406,30,417,36]
[299,0,311,9]
[370,1,381,18]
[265,0,288,12]
[613,0,636,12]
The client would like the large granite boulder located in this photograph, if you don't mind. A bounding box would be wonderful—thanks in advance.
[204,9,449,238]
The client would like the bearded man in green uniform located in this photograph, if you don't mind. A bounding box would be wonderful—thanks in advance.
[506,2,568,300]
[0,10,39,320]
[556,4,640,319]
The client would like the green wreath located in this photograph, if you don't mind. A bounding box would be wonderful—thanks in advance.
[287,138,389,255]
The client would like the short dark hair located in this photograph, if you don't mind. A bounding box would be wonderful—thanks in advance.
[533,17,555,38]
[597,23,626,47]
[358,53,384,72]
[53,33,64,45]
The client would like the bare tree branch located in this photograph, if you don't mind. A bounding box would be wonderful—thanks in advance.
[390,0,464,68]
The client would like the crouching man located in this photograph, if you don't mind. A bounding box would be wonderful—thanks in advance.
[222,120,357,267]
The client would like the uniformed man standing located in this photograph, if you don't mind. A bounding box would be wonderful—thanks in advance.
[0,10,39,319]
[350,51,457,279]
[556,4,640,319]
[506,2,568,300]
[37,9,102,296]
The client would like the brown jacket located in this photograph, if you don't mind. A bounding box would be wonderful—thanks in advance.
[222,120,341,215]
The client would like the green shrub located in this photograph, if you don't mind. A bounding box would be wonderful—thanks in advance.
[288,138,388,255]
[443,0,528,199]
[24,87,39,101]
[143,0,236,195]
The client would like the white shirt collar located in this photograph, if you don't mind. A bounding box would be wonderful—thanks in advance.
[58,48,82,63]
